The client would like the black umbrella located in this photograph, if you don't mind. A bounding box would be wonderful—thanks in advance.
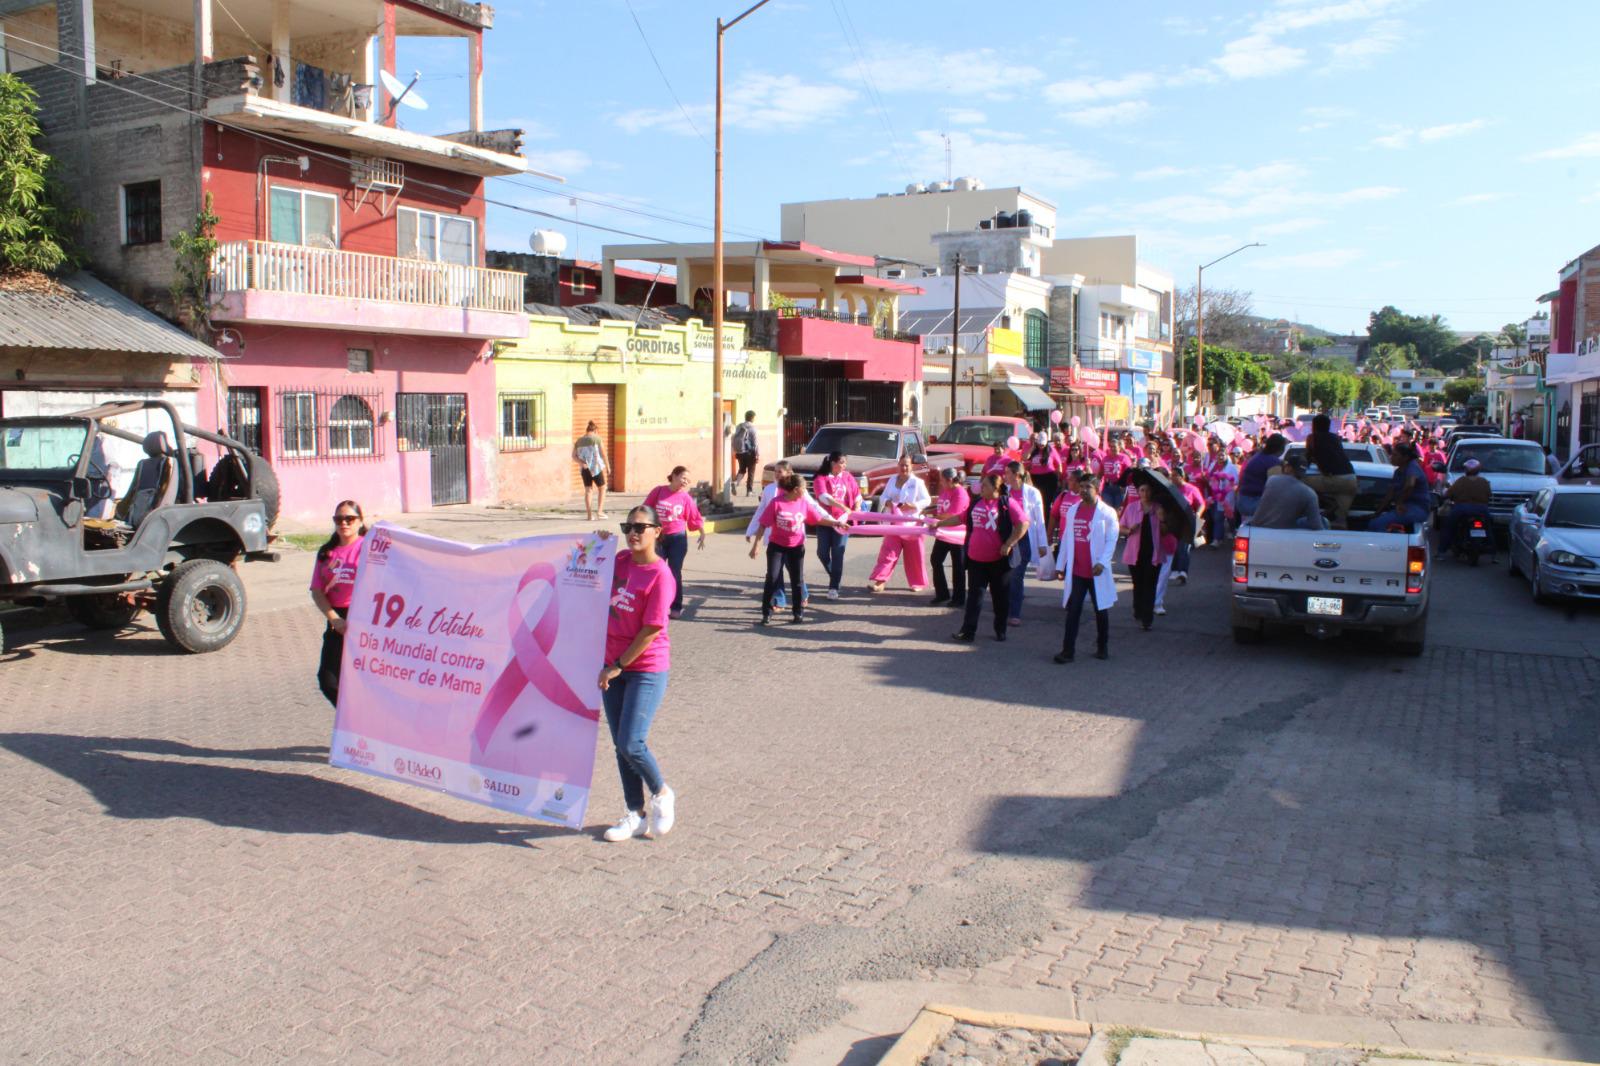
[1130,466,1195,543]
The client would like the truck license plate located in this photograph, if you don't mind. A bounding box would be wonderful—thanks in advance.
[1307,596,1343,616]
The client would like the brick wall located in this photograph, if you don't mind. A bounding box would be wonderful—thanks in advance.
[1579,256,1600,348]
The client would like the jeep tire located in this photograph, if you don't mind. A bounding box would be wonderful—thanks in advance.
[67,592,142,631]
[156,559,246,654]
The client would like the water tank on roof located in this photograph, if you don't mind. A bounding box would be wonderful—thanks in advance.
[1016,209,1033,228]
[995,211,1015,228]
[932,181,953,192]
[906,182,927,194]
[529,229,567,255]
[954,176,975,191]
[978,219,992,230]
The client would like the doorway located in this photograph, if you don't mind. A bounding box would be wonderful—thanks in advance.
[397,393,469,505]
[571,384,618,492]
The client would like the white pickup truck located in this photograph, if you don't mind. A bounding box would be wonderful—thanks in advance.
[1230,523,1431,655]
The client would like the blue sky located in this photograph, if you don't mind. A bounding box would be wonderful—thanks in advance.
[398,0,1600,336]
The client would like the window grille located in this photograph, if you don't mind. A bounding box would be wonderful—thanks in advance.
[273,385,386,461]
[498,391,546,452]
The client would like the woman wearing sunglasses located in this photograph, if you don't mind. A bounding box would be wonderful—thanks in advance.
[597,505,678,842]
[308,500,367,707]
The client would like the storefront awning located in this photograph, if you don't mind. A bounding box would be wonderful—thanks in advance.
[1051,387,1107,406]
[1006,383,1056,411]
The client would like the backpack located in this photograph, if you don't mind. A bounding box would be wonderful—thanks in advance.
[733,423,756,454]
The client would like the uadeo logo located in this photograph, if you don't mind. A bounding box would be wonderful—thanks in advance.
[394,757,442,781]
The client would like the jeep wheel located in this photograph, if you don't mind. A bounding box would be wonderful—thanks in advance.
[67,593,142,631]
[156,559,246,653]
[248,452,281,529]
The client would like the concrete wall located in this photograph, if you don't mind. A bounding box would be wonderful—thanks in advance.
[1042,235,1138,285]
[494,315,783,506]
[779,187,1056,268]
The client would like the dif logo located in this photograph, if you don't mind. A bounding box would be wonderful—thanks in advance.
[367,531,393,565]
[394,757,441,781]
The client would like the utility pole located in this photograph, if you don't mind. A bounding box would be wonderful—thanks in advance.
[712,0,771,504]
[950,252,961,424]
[1195,242,1264,422]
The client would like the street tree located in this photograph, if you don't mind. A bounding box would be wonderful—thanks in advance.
[1364,340,1417,378]
[1179,339,1274,405]
[1358,374,1400,408]
[1437,335,1492,376]
[1444,377,1484,405]
[1175,285,1257,350]
[0,74,77,275]
[1367,305,1457,368]
[1289,369,1360,412]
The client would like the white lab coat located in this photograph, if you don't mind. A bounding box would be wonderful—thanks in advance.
[1052,498,1120,608]
[877,473,931,514]
[1010,483,1049,568]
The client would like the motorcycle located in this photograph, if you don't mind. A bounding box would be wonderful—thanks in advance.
[1458,513,1491,566]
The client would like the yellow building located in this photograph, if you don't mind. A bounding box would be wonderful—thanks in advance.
[493,312,784,504]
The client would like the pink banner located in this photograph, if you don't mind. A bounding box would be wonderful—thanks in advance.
[843,510,934,537]
[330,523,614,829]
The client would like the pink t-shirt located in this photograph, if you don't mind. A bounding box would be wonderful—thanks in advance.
[966,495,1027,563]
[934,485,970,545]
[759,495,827,549]
[1027,448,1060,477]
[1179,482,1206,513]
[1051,490,1083,537]
[607,554,673,673]
[813,472,861,519]
[981,453,1010,477]
[1068,506,1095,579]
[310,539,363,610]
[644,486,704,536]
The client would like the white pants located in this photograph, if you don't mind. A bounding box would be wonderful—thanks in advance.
[1155,556,1173,609]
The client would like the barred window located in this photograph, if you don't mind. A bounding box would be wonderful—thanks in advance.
[123,180,162,246]
[498,391,546,452]
[274,386,386,461]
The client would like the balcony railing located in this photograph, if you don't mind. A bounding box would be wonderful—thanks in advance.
[211,240,524,313]
[779,306,919,343]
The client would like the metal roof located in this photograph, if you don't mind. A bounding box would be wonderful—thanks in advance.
[0,272,220,360]
[897,305,1004,338]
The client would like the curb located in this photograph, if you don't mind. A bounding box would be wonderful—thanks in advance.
[874,1002,1599,1066]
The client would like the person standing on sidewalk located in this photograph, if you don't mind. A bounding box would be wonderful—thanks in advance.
[1050,473,1118,663]
[309,500,367,707]
[749,473,849,625]
[812,451,861,600]
[731,411,760,498]
[644,466,705,620]
[928,466,970,608]
[572,421,610,521]
[1002,462,1050,628]
[597,504,677,843]
[1119,481,1177,631]
[941,473,1029,643]
[867,454,931,593]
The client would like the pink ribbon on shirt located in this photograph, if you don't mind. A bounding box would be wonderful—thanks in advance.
[472,561,598,755]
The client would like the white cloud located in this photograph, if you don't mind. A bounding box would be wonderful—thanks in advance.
[944,107,986,126]
[522,148,592,178]
[832,46,1044,98]
[1529,132,1600,160]
[1213,33,1307,79]
[1161,15,1212,36]
[1328,18,1405,66]
[613,73,857,136]
[1256,0,1406,35]
[1044,72,1159,105]
[1062,101,1151,128]
[1211,162,1310,198]
[1252,248,1363,271]
[1126,165,1400,226]
[908,129,1109,190]
[1254,217,1329,236]
[1373,118,1487,149]
[1134,165,1195,182]
[1450,193,1506,206]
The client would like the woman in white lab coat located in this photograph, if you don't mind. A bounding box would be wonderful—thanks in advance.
[866,453,932,592]
[1049,472,1119,662]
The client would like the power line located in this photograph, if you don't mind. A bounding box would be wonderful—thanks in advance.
[622,0,709,146]
[828,0,912,184]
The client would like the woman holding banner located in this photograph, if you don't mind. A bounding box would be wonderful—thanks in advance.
[866,454,932,593]
[598,504,678,843]
[309,500,367,707]
[644,466,706,620]
[750,474,850,625]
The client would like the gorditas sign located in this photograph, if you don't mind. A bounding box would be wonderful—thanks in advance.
[330,522,614,829]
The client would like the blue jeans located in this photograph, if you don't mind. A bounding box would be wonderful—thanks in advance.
[660,531,688,612]
[814,526,850,591]
[1174,535,1192,575]
[1007,542,1031,621]
[601,669,667,813]
[1237,494,1261,520]
[1103,483,1126,510]
[1367,504,1428,533]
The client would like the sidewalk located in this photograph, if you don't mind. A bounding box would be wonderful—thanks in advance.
[277,495,759,539]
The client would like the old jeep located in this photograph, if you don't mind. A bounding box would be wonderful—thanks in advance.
[0,400,278,655]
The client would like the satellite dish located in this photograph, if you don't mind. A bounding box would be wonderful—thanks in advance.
[379,69,428,114]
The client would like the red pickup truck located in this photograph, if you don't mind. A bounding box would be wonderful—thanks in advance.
[926,416,1036,478]
[765,422,966,499]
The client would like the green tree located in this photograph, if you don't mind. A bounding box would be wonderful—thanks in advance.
[1358,375,1400,407]
[1289,369,1359,411]
[1367,305,1457,368]
[1443,377,1484,405]
[1298,335,1334,354]
[0,74,78,274]
[1364,340,1416,378]
[1436,334,1492,376]
[1179,339,1273,403]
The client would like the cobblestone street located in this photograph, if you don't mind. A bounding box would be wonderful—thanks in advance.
[2,520,1597,1063]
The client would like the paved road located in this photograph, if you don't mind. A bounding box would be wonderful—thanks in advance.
[1,521,1596,1064]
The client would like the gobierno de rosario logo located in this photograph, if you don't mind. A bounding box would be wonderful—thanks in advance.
[563,535,606,584]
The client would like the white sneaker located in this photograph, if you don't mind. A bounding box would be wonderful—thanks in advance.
[1155,605,1168,616]
[648,785,676,837]
[602,811,647,842]
[826,588,840,600]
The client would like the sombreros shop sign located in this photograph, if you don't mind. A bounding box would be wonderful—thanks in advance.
[620,329,747,364]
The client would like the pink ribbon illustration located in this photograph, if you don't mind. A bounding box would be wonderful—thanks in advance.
[472,561,598,756]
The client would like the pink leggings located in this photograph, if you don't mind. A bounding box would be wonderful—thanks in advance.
[869,535,929,588]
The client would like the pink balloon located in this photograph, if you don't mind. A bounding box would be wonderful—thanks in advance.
[1005,436,1019,451]
[1049,409,1064,424]
[1082,428,1101,450]
[1070,415,1082,427]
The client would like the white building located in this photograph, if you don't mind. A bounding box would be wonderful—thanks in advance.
[1387,369,1448,397]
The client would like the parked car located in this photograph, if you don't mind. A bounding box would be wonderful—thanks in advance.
[1558,443,1600,485]
[1439,437,1558,529]
[926,416,1034,478]
[1508,485,1600,604]
[763,422,965,500]
[1231,519,1430,655]
[0,400,276,656]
